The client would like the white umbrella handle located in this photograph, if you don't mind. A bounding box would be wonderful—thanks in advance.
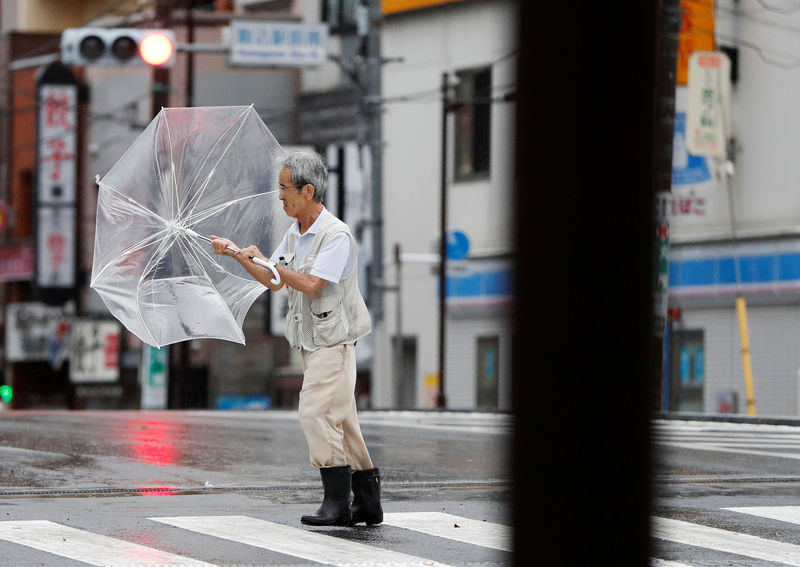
[251,256,281,285]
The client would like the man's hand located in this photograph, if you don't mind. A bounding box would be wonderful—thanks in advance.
[210,235,239,257]
[238,244,267,264]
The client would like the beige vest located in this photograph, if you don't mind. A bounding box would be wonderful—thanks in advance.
[284,213,372,351]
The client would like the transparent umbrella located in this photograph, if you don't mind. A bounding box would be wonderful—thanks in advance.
[90,105,283,348]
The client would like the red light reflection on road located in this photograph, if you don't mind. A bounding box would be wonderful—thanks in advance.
[124,418,183,467]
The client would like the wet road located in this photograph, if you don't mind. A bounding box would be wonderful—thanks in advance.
[653,416,800,566]
[0,410,512,566]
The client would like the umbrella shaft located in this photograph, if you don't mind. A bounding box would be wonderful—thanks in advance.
[190,231,237,253]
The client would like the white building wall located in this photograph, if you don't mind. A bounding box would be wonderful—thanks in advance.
[447,311,511,409]
[379,0,516,408]
[679,304,800,417]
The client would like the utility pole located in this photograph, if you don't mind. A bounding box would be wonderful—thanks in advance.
[393,243,402,404]
[438,72,449,408]
[652,0,681,412]
[185,0,195,108]
[362,0,384,325]
[152,0,171,116]
[152,0,181,408]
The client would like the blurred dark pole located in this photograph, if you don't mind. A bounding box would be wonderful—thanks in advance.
[437,71,448,408]
[185,0,195,108]
[513,1,657,565]
[152,0,185,407]
[364,0,384,325]
[652,0,681,411]
[152,0,171,116]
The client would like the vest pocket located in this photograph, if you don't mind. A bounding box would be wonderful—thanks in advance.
[312,303,349,346]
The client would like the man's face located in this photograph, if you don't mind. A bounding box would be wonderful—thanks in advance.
[278,166,308,219]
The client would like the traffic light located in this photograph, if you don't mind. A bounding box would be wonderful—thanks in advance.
[61,28,176,68]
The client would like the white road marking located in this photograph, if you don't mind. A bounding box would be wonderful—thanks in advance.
[725,506,800,525]
[656,441,800,460]
[652,516,800,566]
[0,520,216,566]
[650,559,694,567]
[151,515,454,567]
[653,420,800,460]
[382,512,511,552]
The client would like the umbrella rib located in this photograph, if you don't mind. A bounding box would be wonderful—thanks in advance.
[186,233,265,284]
[182,189,275,227]
[178,106,253,223]
[152,110,178,224]
[98,181,169,225]
[162,109,179,222]
[135,232,181,348]
[90,229,171,287]
[182,237,246,343]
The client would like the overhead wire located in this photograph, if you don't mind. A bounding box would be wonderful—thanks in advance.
[675,0,800,69]
[752,0,800,15]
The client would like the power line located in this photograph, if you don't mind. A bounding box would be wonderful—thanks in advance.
[753,0,800,16]
[671,2,800,70]
[717,31,800,68]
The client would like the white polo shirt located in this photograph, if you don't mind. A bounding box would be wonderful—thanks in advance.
[270,207,354,284]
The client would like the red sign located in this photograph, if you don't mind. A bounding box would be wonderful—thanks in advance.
[0,244,34,282]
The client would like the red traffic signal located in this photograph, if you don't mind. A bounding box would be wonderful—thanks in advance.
[139,32,175,67]
[61,28,176,68]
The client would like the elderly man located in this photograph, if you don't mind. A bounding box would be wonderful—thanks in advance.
[211,152,382,527]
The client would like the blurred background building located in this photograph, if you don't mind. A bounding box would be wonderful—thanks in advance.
[0,0,516,411]
[665,0,800,417]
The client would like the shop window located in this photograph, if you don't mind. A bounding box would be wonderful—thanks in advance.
[476,336,499,408]
[454,66,491,180]
[668,329,704,412]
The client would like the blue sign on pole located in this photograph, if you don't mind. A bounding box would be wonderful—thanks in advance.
[447,230,470,260]
[672,112,712,187]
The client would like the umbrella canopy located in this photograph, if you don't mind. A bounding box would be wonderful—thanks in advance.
[91,105,284,348]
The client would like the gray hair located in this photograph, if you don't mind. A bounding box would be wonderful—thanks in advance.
[280,152,328,203]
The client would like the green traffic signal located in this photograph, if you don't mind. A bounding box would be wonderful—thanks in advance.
[0,384,12,404]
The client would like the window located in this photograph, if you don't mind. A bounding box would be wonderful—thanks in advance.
[476,336,499,408]
[668,329,705,412]
[454,66,491,179]
[322,0,359,34]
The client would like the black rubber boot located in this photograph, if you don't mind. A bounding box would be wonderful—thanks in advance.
[301,465,352,526]
[351,467,383,526]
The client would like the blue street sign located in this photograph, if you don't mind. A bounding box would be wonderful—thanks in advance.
[447,230,470,260]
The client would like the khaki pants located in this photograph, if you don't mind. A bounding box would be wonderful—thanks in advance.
[298,344,374,470]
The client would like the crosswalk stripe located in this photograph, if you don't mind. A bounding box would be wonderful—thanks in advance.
[0,520,216,566]
[650,559,694,567]
[382,512,511,552]
[151,515,454,567]
[725,506,800,525]
[652,516,800,566]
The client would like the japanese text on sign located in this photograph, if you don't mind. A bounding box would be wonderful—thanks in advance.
[686,51,731,158]
[37,207,75,287]
[38,85,77,205]
[229,21,328,67]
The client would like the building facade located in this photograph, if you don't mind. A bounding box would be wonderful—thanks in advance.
[0,0,516,410]
[296,0,517,410]
[667,0,800,417]
[376,0,516,409]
